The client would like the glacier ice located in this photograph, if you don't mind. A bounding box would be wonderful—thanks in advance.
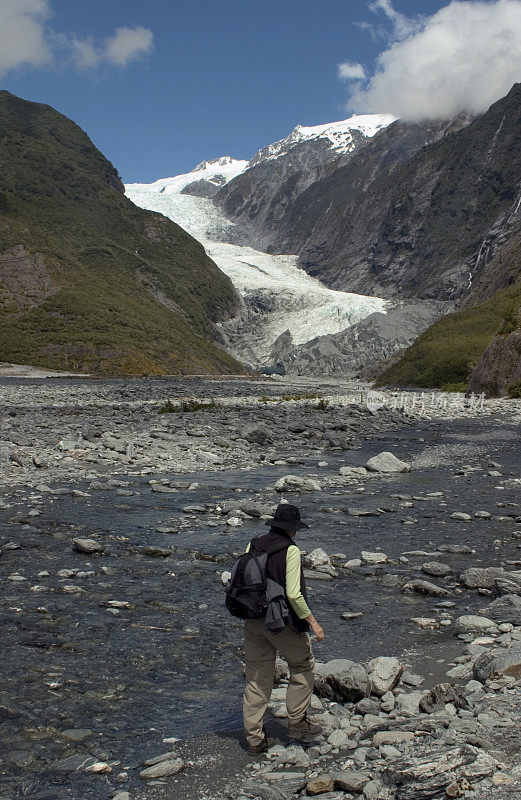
[125,139,389,367]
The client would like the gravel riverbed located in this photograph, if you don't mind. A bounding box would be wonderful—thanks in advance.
[0,376,520,800]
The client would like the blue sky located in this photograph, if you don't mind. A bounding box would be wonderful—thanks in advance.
[1,0,519,182]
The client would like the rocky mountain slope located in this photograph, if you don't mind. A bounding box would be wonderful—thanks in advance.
[126,152,394,371]
[374,283,521,392]
[128,115,448,374]
[278,85,521,304]
[0,91,242,375]
[215,114,396,250]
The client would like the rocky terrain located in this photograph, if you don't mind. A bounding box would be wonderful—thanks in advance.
[1,376,520,800]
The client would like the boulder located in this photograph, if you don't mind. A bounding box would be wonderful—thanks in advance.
[382,745,491,799]
[139,757,184,780]
[72,538,103,554]
[315,659,370,703]
[306,774,335,795]
[366,452,411,473]
[402,580,450,597]
[473,647,521,683]
[333,770,371,793]
[394,691,424,717]
[419,683,468,714]
[303,548,330,569]
[241,425,271,445]
[480,594,521,625]
[361,551,388,564]
[495,571,521,596]
[274,475,321,493]
[368,657,403,696]
[455,615,498,634]
[421,561,451,577]
[459,568,495,590]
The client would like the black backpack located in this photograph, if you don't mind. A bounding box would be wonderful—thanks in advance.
[225,537,290,631]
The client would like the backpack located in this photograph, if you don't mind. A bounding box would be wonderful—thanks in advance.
[225,537,290,633]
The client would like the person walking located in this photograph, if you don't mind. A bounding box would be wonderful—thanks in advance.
[242,503,324,755]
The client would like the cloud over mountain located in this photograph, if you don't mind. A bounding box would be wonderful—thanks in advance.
[341,0,521,121]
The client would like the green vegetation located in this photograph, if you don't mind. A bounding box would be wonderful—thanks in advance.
[375,283,521,389]
[159,399,218,413]
[508,380,521,399]
[440,382,467,393]
[259,392,324,403]
[0,91,243,375]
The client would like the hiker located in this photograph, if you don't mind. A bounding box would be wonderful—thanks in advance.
[242,503,324,755]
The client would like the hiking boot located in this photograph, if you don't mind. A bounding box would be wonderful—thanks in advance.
[287,715,322,740]
[247,736,269,756]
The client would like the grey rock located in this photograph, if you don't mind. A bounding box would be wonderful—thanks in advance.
[274,474,321,492]
[402,580,450,597]
[460,567,495,590]
[481,594,521,625]
[382,745,489,799]
[421,561,451,577]
[368,657,403,696]
[366,452,411,473]
[139,757,184,779]
[315,659,370,703]
[419,683,469,714]
[333,770,371,793]
[455,614,498,634]
[72,538,103,554]
[473,647,521,683]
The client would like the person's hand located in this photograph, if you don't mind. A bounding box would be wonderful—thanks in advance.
[311,621,324,642]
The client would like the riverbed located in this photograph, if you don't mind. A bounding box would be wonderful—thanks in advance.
[0,378,520,800]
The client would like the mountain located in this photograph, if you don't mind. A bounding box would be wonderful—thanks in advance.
[268,85,521,304]
[374,283,521,392]
[215,114,396,250]
[0,91,242,375]
[126,156,390,371]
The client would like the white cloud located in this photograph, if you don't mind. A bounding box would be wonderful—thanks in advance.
[368,0,423,40]
[0,1,153,77]
[347,0,521,120]
[69,26,154,69]
[338,61,366,81]
[105,26,154,66]
[0,0,52,75]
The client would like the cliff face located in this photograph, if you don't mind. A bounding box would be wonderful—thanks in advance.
[284,85,521,301]
[467,323,521,398]
[0,91,243,375]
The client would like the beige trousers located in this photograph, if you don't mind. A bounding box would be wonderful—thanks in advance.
[243,618,315,746]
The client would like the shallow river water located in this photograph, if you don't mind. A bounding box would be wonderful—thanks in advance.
[1,412,520,800]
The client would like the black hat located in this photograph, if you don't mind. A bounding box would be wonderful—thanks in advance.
[265,503,309,531]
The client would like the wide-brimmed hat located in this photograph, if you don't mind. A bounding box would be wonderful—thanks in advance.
[265,503,309,531]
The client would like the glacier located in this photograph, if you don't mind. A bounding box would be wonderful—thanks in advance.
[125,116,394,368]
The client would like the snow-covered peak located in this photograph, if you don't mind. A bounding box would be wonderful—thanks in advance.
[250,113,397,166]
[125,157,249,196]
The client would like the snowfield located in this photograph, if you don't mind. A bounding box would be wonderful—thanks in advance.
[250,113,397,165]
[126,119,392,366]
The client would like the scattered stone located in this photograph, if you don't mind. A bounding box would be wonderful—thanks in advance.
[361,551,388,564]
[72,538,103,554]
[455,615,499,634]
[274,475,321,493]
[419,683,469,713]
[473,647,521,683]
[450,512,472,521]
[368,657,402,696]
[402,580,450,597]
[366,452,411,473]
[421,561,451,577]
[139,757,184,780]
[315,659,370,703]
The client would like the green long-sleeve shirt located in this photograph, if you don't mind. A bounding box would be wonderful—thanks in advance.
[245,542,311,619]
